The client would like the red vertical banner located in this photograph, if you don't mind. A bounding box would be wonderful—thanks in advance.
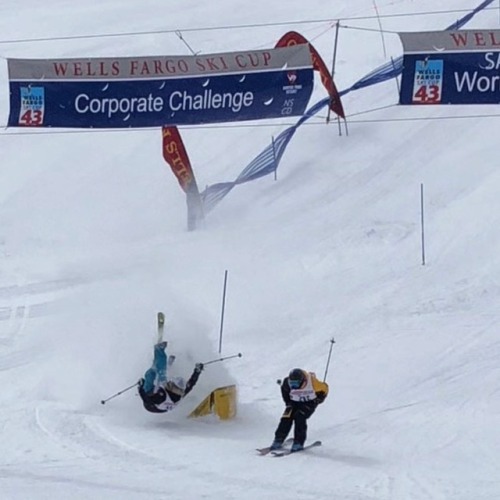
[162,126,197,192]
[162,126,204,230]
[275,31,345,119]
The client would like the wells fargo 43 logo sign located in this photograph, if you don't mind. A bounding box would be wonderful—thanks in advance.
[399,29,500,105]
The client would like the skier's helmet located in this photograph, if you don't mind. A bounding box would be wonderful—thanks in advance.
[166,377,186,396]
[288,368,306,389]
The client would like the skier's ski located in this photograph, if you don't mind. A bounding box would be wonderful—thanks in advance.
[157,312,165,343]
[270,440,322,457]
[256,438,293,456]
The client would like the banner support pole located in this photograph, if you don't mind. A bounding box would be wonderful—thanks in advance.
[391,57,401,96]
[272,136,278,181]
[373,0,387,59]
[327,20,341,135]
[343,118,349,137]
[175,30,199,56]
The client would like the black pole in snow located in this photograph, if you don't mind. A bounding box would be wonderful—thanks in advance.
[218,270,229,354]
[421,183,426,266]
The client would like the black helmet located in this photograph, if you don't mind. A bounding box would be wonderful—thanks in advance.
[288,368,306,389]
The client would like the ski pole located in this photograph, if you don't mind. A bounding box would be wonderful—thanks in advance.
[101,382,138,405]
[323,338,336,382]
[203,352,242,366]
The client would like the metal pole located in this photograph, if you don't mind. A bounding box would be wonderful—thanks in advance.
[272,136,278,180]
[101,382,138,405]
[175,30,198,56]
[218,270,228,353]
[421,183,426,266]
[323,338,336,382]
[391,57,401,96]
[327,21,341,126]
[203,352,242,366]
[343,119,349,137]
[373,0,387,59]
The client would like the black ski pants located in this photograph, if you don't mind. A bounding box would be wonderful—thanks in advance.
[274,402,316,446]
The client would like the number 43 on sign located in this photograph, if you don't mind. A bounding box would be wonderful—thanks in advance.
[413,84,441,104]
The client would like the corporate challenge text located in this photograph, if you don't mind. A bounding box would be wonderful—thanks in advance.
[75,89,255,119]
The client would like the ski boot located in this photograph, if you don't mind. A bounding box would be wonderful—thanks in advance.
[269,439,283,451]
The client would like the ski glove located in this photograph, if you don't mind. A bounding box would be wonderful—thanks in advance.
[195,363,204,374]
[316,391,326,404]
[138,378,145,388]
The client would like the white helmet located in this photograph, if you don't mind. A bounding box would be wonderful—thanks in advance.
[167,376,186,396]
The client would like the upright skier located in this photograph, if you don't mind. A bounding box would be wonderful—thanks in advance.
[269,368,328,452]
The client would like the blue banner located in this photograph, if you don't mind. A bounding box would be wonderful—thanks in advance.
[400,52,500,105]
[7,46,313,128]
[399,30,500,105]
[8,70,313,128]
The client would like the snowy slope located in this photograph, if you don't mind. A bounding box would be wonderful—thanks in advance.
[1,1,500,499]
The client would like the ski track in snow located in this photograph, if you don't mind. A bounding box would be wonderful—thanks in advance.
[24,404,344,500]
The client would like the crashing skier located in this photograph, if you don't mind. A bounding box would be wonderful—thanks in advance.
[138,341,204,413]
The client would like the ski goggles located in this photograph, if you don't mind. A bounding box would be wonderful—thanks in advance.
[288,379,302,389]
